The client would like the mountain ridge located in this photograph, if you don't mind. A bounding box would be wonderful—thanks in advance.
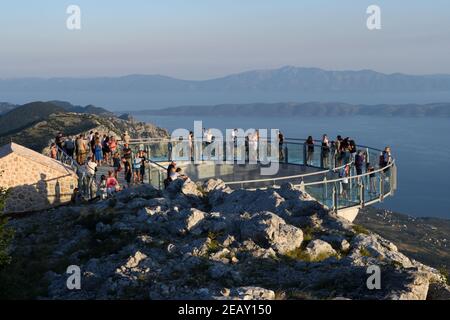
[3,66,450,93]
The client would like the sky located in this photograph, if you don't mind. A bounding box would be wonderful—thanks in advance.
[0,0,450,79]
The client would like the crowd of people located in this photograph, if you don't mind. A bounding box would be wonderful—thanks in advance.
[51,128,393,203]
[50,130,148,201]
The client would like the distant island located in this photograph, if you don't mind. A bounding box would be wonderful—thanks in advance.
[131,102,450,118]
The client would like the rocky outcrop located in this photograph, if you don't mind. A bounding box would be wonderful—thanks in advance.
[305,240,337,261]
[240,212,303,254]
[4,179,449,300]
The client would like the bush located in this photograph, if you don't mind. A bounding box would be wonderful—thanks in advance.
[352,224,370,235]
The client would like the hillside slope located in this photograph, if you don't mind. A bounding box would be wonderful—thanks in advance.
[0,112,168,152]
[2,180,449,299]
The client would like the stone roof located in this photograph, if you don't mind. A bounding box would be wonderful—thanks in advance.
[0,142,76,176]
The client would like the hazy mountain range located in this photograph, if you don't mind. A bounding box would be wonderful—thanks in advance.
[3,66,450,109]
[132,102,450,118]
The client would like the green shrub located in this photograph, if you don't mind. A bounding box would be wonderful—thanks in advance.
[437,266,449,285]
[359,246,372,257]
[352,224,370,235]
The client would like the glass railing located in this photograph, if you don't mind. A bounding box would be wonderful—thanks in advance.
[125,137,397,212]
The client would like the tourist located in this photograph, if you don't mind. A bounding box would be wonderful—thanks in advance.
[50,143,58,159]
[248,131,258,161]
[381,146,392,167]
[139,150,147,183]
[88,131,95,146]
[102,134,110,164]
[94,138,103,164]
[169,170,179,182]
[335,135,343,165]
[204,128,213,146]
[108,136,117,156]
[167,161,177,179]
[89,132,97,156]
[132,154,142,184]
[349,139,357,161]
[55,132,64,150]
[64,136,75,159]
[339,163,351,199]
[122,131,131,145]
[341,137,350,164]
[188,131,194,161]
[86,157,98,199]
[106,170,120,196]
[76,134,87,165]
[122,143,132,169]
[380,146,392,174]
[112,152,122,178]
[321,134,330,168]
[98,175,108,200]
[305,136,314,165]
[123,157,132,188]
[278,131,284,161]
[168,140,173,161]
[355,150,365,175]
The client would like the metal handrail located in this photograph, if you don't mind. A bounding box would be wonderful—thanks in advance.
[224,161,353,186]
[124,137,379,185]
[303,160,395,187]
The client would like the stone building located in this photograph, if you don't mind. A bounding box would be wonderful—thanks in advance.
[0,142,78,213]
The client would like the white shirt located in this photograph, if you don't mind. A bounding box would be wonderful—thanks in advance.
[205,130,213,143]
[86,161,97,175]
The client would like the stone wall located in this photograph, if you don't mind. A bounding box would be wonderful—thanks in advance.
[0,153,78,213]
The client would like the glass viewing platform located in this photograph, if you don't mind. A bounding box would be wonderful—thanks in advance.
[126,137,397,221]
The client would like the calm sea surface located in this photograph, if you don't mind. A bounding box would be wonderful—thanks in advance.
[134,114,450,219]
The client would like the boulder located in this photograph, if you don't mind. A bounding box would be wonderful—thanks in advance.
[305,239,337,261]
[124,251,148,269]
[214,189,285,215]
[181,180,203,197]
[202,179,228,193]
[185,208,206,232]
[350,234,413,268]
[240,211,303,254]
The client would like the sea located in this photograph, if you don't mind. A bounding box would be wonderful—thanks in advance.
[134,114,450,219]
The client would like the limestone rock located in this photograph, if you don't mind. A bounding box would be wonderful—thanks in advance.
[306,239,337,261]
[185,208,206,232]
[124,251,148,269]
[240,211,303,254]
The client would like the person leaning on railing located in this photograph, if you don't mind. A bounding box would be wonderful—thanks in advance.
[321,134,330,168]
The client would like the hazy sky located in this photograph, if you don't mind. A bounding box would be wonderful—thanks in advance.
[1,0,449,79]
